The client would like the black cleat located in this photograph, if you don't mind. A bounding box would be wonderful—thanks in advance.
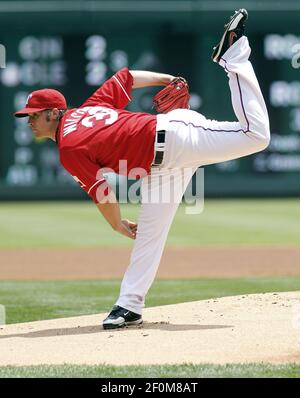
[103,305,143,330]
[212,9,248,63]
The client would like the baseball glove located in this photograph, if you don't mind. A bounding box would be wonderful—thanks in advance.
[153,77,190,114]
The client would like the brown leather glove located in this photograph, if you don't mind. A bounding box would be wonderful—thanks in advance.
[153,77,190,113]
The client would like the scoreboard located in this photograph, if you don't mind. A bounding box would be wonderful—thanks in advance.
[0,4,300,200]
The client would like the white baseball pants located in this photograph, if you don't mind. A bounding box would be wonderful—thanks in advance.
[116,36,270,314]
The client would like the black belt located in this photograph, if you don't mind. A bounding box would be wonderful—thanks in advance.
[152,130,166,167]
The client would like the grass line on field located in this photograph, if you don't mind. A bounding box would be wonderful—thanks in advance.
[1,199,300,247]
[0,363,300,378]
[0,277,299,324]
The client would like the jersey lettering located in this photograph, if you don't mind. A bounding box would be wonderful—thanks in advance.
[63,106,118,137]
[81,106,118,128]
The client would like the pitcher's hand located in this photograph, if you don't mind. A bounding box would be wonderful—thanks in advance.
[115,219,137,239]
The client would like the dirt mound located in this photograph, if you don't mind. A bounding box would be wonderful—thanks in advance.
[0,291,299,366]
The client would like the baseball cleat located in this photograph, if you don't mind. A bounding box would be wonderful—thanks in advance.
[102,305,143,330]
[212,8,248,63]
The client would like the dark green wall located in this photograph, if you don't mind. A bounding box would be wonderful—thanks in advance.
[1,1,300,200]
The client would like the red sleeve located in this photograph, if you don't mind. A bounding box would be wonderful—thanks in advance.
[81,68,133,109]
[60,149,112,204]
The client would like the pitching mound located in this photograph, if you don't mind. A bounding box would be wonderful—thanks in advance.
[0,291,299,366]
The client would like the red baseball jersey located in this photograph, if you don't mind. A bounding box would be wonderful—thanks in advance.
[56,68,157,203]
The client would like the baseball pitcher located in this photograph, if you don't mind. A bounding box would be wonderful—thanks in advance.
[15,10,270,329]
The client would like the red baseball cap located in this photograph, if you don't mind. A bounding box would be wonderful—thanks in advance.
[14,89,67,118]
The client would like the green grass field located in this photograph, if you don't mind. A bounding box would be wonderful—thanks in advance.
[0,363,300,378]
[0,199,299,378]
[0,199,300,247]
[1,278,300,324]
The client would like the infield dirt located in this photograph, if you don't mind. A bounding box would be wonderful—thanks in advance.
[0,246,300,280]
[0,291,299,366]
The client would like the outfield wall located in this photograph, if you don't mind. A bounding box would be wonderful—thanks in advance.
[0,0,300,199]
